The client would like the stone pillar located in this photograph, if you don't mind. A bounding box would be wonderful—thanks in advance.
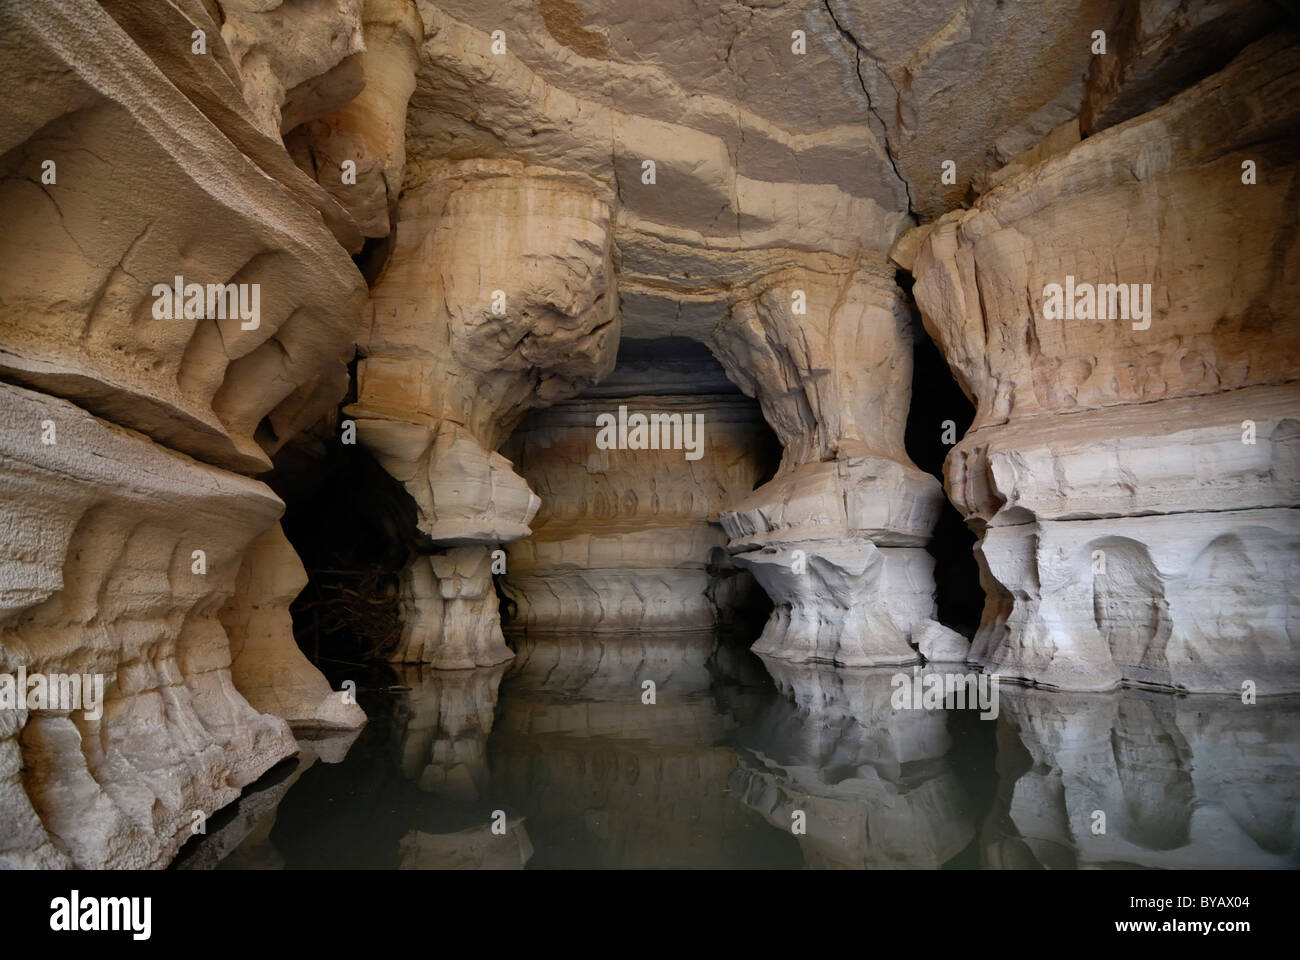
[346,162,620,665]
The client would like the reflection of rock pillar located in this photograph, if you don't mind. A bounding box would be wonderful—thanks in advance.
[713,267,944,666]
[392,665,507,802]
[347,163,619,666]
[986,687,1300,868]
[391,548,509,668]
[729,660,975,868]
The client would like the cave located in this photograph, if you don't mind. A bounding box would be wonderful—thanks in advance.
[0,0,1297,889]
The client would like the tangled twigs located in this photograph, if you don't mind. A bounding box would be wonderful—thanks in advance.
[290,563,403,662]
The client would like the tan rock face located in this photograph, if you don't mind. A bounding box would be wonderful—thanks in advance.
[347,163,620,664]
[222,524,366,727]
[0,0,368,475]
[500,393,775,633]
[0,384,297,868]
[4,0,1298,870]
[910,33,1300,692]
[218,0,367,139]
[285,0,425,237]
[370,1,950,665]
[714,269,944,665]
[1,0,375,868]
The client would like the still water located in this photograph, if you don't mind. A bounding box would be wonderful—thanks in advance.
[174,635,1300,869]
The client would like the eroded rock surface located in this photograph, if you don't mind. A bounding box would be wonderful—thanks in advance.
[908,33,1300,692]
[0,0,376,868]
[347,163,620,665]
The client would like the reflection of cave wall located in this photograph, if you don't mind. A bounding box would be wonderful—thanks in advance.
[728,659,978,869]
[485,636,803,867]
[500,338,781,635]
[985,688,1300,868]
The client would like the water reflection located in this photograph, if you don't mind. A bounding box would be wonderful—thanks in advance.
[728,658,978,869]
[488,634,801,868]
[179,635,1300,869]
[986,688,1300,869]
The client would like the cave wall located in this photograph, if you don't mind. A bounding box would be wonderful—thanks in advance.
[1,0,1297,868]
[903,27,1300,692]
[0,0,378,868]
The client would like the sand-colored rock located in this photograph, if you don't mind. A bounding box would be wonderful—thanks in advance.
[347,163,620,664]
[910,34,1300,692]
[715,269,945,665]
[0,383,298,868]
[501,392,774,633]
[0,0,368,475]
[222,524,367,727]
[218,0,367,139]
[0,0,373,869]
[285,0,424,237]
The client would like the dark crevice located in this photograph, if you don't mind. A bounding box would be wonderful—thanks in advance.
[898,269,983,634]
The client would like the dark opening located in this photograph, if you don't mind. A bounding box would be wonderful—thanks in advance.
[898,270,984,635]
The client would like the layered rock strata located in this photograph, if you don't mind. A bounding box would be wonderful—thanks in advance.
[714,269,945,665]
[500,384,773,633]
[0,0,376,867]
[346,163,620,666]
[908,33,1300,692]
[388,2,948,664]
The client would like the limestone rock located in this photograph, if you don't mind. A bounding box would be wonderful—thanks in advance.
[397,820,533,869]
[218,0,367,139]
[0,0,368,475]
[714,269,945,665]
[500,392,775,633]
[222,524,367,728]
[347,163,621,663]
[285,0,425,237]
[914,619,970,664]
[0,383,298,869]
[1080,0,1282,136]
[389,547,514,668]
[910,33,1300,692]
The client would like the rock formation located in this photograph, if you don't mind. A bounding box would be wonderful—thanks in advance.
[906,29,1300,693]
[1,0,1297,871]
[500,344,776,633]
[0,0,374,868]
[346,162,620,666]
